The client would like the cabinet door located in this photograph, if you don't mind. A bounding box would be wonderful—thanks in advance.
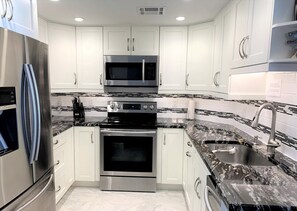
[160,129,183,184]
[48,23,77,89]
[186,23,214,91]
[74,127,96,181]
[63,128,74,190]
[103,26,130,55]
[159,27,187,91]
[186,150,195,211]
[244,0,273,67]
[2,0,38,38]
[38,18,48,44]
[131,26,159,55]
[232,0,250,68]
[76,27,103,90]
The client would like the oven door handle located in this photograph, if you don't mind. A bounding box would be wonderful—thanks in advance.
[100,129,156,135]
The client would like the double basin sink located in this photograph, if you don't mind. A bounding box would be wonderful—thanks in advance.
[205,141,275,167]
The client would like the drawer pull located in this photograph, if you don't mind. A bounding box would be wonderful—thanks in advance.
[56,186,61,192]
[54,140,59,145]
[186,151,191,157]
[187,141,192,147]
[55,160,60,166]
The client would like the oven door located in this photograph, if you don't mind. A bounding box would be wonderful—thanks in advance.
[100,129,157,177]
[104,56,158,87]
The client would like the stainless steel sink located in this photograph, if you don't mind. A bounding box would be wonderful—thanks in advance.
[206,143,275,166]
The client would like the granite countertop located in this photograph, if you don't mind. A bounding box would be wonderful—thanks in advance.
[51,116,297,210]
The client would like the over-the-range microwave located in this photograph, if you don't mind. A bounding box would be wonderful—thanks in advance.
[104,55,158,87]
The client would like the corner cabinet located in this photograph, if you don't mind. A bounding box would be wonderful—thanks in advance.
[157,129,184,185]
[183,132,210,211]
[0,0,38,38]
[103,26,159,55]
[159,27,188,91]
[186,23,214,91]
[53,128,74,203]
[74,127,99,182]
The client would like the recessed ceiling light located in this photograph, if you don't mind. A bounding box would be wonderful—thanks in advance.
[74,17,84,22]
[176,16,185,21]
[50,0,60,2]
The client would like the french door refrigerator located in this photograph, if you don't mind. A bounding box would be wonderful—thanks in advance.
[0,28,55,211]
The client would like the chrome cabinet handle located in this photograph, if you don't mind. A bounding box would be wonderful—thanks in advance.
[91,132,94,144]
[74,73,77,85]
[238,38,245,59]
[7,0,12,21]
[56,186,61,193]
[186,151,191,157]
[1,0,7,18]
[132,38,135,51]
[187,141,192,147]
[160,73,162,86]
[195,177,202,199]
[186,73,189,86]
[127,38,130,51]
[242,36,249,58]
[55,160,60,166]
[213,72,220,87]
[163,134,166,145]
[142,59,145,81]
[54,140,59,145]
[100,73,103,85]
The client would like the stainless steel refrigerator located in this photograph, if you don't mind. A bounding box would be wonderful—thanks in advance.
[0,28,55,210]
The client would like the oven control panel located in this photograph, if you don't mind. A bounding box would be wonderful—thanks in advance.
[107,101,157,113]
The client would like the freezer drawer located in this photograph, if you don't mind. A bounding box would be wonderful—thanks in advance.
[2,169,56,211]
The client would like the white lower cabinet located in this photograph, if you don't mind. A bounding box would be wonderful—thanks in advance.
[74,127,98,182]
[157,129,183,184]
[183,132,210,211]
[53,127,74,203]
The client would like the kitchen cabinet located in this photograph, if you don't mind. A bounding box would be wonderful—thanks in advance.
[103,26,159,55]
[183,132,210,211]
[48,23,77,89]
[231,0,273,70]
[76,27,104,90]
[157,129,183,184]
[212,3,236,93]
[0,0,38,38]
[38,18,48,44]
[186,23,214,91]
[159,27,187,91]
[53,127,74,203]
[74,127,97,182]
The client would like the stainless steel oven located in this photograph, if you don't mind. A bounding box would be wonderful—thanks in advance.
[104,55,158,87]
[100,128,157,192]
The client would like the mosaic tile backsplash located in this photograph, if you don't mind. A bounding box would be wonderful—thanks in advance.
[51,92,297,161]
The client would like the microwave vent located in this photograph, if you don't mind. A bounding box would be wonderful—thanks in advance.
[137,7,166,15]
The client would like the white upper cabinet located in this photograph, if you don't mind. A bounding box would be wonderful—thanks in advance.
[232,0,273,69]
[131,26,159,55]
[104,26,159,55]
[38,18,48,44]
[0,0,38,38]
[186,23,214,91]
[76,27,104,90]
[48,23,77,89]
[104,26,131,55]
[159,27,187,91]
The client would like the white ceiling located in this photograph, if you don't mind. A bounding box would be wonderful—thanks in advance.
[37,0,230,26]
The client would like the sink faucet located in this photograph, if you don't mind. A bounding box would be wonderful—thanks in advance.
[251,103,280,156]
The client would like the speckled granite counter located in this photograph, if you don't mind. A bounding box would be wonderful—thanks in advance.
[52,116,297,210]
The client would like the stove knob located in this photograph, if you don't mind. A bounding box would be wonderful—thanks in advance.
[110,103,115,109]
[143,105,148,110]
[149,105,155,110]
[117,104,121,109]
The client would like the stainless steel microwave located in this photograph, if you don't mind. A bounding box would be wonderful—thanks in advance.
[104,56,158,87]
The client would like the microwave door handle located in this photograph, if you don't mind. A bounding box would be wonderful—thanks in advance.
[28,64,41,161]
[22,64,37,164]
[142,59,145,82]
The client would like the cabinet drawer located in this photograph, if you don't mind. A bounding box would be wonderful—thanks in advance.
[54,167,66,203]
[53,133,66,149]
[53,144,66,172]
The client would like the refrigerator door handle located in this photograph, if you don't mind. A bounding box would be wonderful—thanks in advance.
[15,174,54,211]
[28,64,41,161]
[22,64,38,164]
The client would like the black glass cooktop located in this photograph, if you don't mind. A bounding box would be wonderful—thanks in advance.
[99,116,157,129]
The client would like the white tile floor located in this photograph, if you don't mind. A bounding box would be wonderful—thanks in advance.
[57,187,188,211]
